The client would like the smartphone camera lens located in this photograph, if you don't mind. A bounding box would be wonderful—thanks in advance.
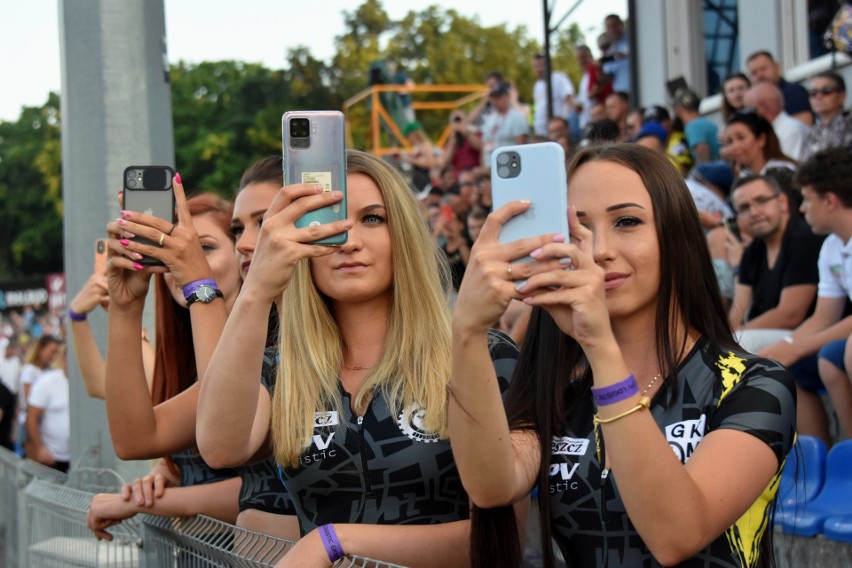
[496,152,521,179]
[290,118,310,138]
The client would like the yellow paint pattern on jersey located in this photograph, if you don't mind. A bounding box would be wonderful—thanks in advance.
[716,352,747,406]
[715,351,779,568]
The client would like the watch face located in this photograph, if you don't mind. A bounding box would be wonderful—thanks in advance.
[196,284,216,302]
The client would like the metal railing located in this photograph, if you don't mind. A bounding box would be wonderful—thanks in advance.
[0,448,406,568]
[342,84,487,156]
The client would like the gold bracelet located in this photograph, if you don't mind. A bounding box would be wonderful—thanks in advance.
[593,396,651,425]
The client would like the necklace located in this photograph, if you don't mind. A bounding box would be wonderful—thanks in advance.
[342,364,374,371]
[641,373,661,396]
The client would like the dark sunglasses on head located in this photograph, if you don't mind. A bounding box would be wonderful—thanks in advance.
[808,86,840,97]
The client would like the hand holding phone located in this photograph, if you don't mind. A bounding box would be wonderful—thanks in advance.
[121,166,176,265]
[491,142,569,261]
[283,111,348,246]
[723,217,743,243]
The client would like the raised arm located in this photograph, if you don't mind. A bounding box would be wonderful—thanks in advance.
[449,202,565,507]
[197,183,351,468]
[68,273,111,399]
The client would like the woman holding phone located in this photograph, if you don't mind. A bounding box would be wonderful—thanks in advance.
[724,111,797,176]
[449,144,796,567]
[197,150,516,567]
[89,161,299,543]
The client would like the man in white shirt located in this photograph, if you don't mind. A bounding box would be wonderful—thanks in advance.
[745,82,810,162]
[481,83,529,168]
[759,148,852,445]
[532,53,574,137]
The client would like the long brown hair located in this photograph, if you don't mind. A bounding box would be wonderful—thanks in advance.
[726,111,796,170]
[472,144,738,567]
[150,193,234,406]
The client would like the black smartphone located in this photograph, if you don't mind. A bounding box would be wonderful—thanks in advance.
[724,217,743,242]
[122,166,176,265]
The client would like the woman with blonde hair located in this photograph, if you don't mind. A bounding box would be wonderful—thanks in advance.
[197,149,515,566]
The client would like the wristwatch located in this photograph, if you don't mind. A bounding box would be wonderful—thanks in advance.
[184,279,223,307]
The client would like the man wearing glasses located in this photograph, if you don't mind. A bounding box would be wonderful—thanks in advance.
[805,71,852,159]
[731,175,823,353]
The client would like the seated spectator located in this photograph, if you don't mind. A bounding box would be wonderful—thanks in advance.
[604,91,630,141]
[720,72,752,123]
[601,14,631,93]
[729,175,823,350]
[633,120,668,153]
[574,44,612,129]
[546,116,572,156]
[441,110,482,183]
[481,82,529,167]
[707,216,751,306]
[475,168,493,211]
[466,207,488,243]
[625,107,644,141]
[588,101,607,122]
[686,161,736,230]
[673,87,720,164]
[746,50,813,126]
[25,347,69,472]
[805,70,852,158]
[724,111,797,176]
[744,82,810,161]
[644,105,694,174]
[819,330,852,439]
[759,148,852,446]
[579,118,621,147]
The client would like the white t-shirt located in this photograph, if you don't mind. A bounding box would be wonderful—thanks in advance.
[17,363,43,424]
[772,112,811,162]
[533,72,575,136]
[481,108,529,168]
[0,355,21,395]
[27,369,70,462]
[685,178,734,223]
[816,234,852,300]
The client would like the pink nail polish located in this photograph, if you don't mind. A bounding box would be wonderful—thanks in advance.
[530,248,542,258]
[117,218,127,226]
[120,210,132,218]
[119,239,130,246]
[121,231,136,239]
[131,253,143,260]
[133,263,144,271]
[552,233,566,242]
[175,172,182,185]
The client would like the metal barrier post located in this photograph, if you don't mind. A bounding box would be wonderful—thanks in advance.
[0,447,21,568]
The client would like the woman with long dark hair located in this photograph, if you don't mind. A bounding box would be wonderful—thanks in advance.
[449,144,796,567]
[724,111,797,176]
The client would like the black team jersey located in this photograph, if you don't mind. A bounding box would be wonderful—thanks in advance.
[272,330,518,535]
[547,338,796,567]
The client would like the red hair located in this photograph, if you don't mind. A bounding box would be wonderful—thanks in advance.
[150,194,234,406]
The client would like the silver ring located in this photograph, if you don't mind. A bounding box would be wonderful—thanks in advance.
[158,232,165,247]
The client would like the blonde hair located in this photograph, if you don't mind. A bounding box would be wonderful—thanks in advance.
[272,150,453,468]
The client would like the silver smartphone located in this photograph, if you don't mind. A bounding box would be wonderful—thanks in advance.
[491,142,569,261]
[122,165,176,265]
[282,110,348,246]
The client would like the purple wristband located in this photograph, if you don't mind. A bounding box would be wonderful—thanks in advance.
[318,523,344,563]
[67,308,87,322]
[591,374,638,406]
[182,278,217,300]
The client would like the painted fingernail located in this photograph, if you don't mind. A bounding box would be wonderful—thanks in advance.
[342,220,353,229]
[516,281,527,292]
[559,256,573,265]
[518,199,532,205]
[132,263,144,271]
[119,239,130,246]
[530,248,542,258]
[330,191,343,198]
[130,252,143,260]
[552,233,566,242]
[121,231,136,239]
[117,218,127,226]
[120,210,131,218]
[175,172,182,185]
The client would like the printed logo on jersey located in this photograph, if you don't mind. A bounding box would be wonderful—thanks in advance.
[397,403,440,443]
[313,411,339,427]
[552,436,589,456]
[831,263,843,279]
[548,461,581,493]
[716,352,747,405]
[665,415,706,463]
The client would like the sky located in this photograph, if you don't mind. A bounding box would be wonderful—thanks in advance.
[0,0,626,122]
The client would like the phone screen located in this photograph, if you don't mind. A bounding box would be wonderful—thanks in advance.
[724,218,742,242]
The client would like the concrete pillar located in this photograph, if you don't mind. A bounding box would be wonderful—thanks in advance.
[59,0,174,481]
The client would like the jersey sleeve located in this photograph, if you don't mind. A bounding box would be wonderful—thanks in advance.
[709,354,796,466]
[817,236,847,298]
[487,329,519,394]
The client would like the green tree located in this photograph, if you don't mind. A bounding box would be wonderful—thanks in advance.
[0,93,63,279]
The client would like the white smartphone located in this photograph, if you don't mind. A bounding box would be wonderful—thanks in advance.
[491,142,569,261]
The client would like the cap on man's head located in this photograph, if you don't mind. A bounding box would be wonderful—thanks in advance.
[643,105,671,123]
[634,121,667,145]
[489,82,511,98]
[694,161,735,195]
[673,88,701,111]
